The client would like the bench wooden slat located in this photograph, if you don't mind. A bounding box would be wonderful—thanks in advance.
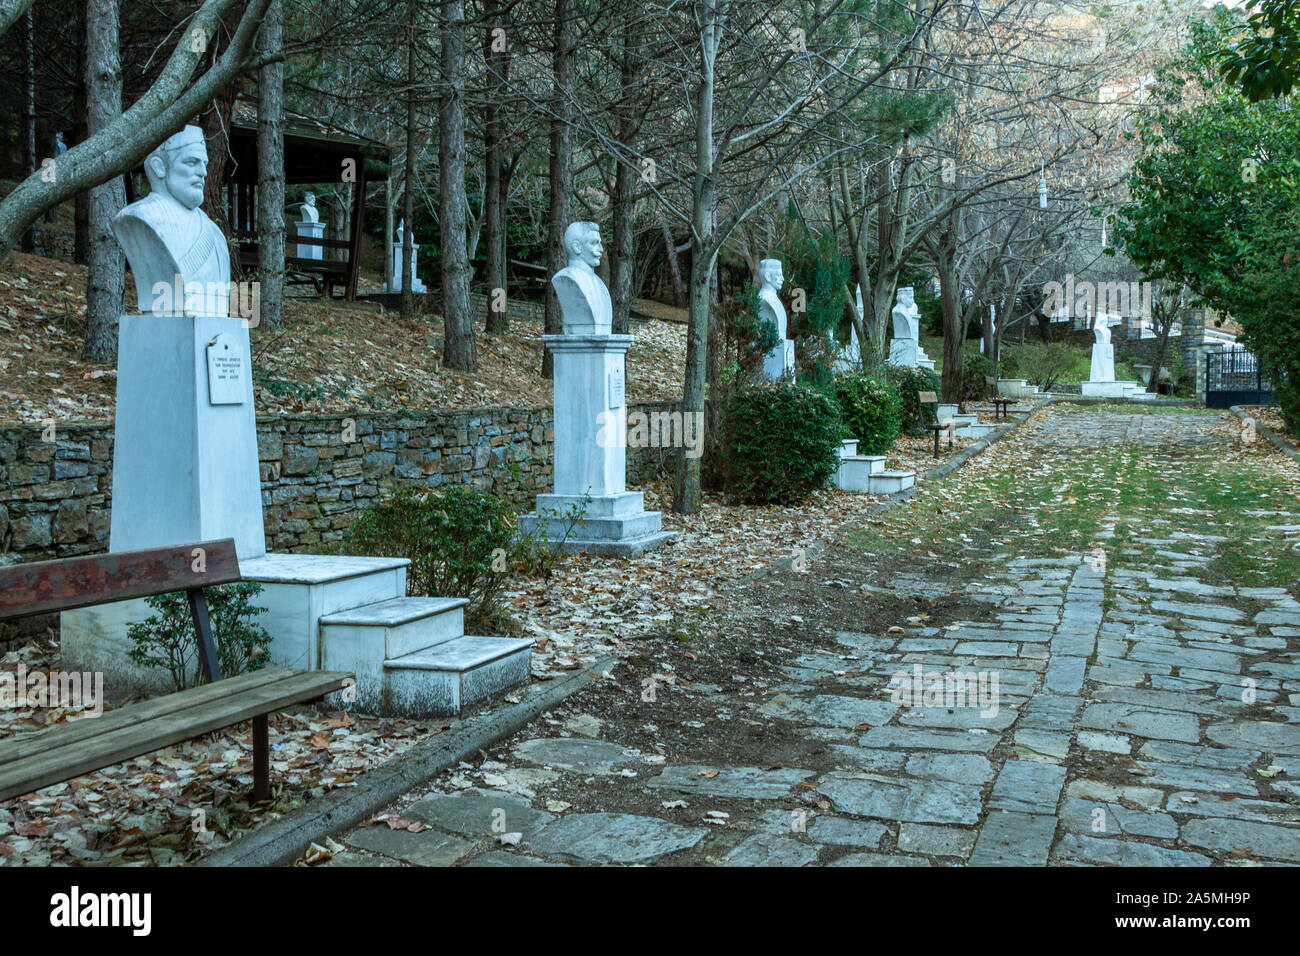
[0,669,350,802]
[0,539,241,622]
[0,669,298,767]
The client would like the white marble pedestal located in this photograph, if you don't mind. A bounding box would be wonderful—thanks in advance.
[389,241,426,293]
[518,334,675,556]
[762,339,795,380]
[296,220,325,259]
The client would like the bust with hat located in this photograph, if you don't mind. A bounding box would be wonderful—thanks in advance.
[112,125,231,317]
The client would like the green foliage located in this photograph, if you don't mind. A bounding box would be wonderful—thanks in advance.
[126,583,272,692]
[1000,342,1076,391]
[343,485,523,627]
[885,365,940,436]
[962,352,995,402]
[835,372,903,454]
[1116,12,1300,430]
[1218,0,1300,100]
[724,382,845,504]
[723,279,781,381]
[783,213,851,386]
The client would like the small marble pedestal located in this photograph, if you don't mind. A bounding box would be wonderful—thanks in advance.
[296,220,325,259]
[519,334,675,557]
[389,241,426,293]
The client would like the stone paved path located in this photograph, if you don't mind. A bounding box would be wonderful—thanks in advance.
[324,406,1300,867]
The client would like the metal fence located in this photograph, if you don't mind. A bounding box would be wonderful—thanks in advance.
[1205,349,1272,409]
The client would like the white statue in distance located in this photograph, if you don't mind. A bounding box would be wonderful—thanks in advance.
[1089,315,1116,383]
[112,125,230,317]
[552,221,613,335]
[759,258,794,380]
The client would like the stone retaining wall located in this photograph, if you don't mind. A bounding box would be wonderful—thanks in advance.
[0,401,679,563]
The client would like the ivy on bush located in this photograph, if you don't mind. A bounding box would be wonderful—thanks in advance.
[835,372,903,454]
[724,382,845,504]
[126,582,272,692]
[885,365,941,436]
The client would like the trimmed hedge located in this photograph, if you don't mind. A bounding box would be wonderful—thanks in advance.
[886,365,941,436]
[724,381,845,504]
[835,372,903,454]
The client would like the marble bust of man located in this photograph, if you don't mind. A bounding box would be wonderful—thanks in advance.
[300,192,319,224]
[758,258,788,338]
[552,221,612,334]
[112,125,230,317]
[892,286,920,341]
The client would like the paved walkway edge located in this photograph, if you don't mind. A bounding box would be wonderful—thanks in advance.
[750,406,1042,582]
[200,656,620,867]
[1231,404,1300,465]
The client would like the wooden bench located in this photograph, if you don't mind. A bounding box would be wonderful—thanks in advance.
[984,375,1016,420]
[0,539,350,803]
[919,390,957,458]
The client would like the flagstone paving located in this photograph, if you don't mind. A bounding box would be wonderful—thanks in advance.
[325,405,1300,866]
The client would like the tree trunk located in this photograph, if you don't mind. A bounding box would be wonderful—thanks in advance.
[400,0,417,321]
[255,0,284,330]
[672,2,719,516]
[609,12,641,335]
[83,0,125,361]
[542,0,574,378]
[74,0,89,265]
[19,10,36,253]
[936,227,964,405]
[483,0,509,334]
[660,218,685,307]
[440,0,475,369]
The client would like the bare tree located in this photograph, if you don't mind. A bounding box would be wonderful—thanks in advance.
[256,0,285,330]
[83,0,125,361]
[441,0,476,369]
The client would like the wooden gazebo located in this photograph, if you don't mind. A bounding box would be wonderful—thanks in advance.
[224,99,390,299]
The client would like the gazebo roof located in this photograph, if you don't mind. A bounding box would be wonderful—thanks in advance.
[226,98,391,184]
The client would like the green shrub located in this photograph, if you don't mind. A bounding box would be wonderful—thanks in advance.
[962,352,996,402]
[724,381,845,504]
[835,372,903,454]
[127,582,272,692]
[343,485,522,627]
[885,365,941,436]
[1001,342,1075,390]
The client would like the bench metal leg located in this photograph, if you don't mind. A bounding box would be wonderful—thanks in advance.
[187,588,221,685]
[253,714,270,803]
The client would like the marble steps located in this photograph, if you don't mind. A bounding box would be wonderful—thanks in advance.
[835,438,916,494]
[383,636,533,716]
[318,594,531,716]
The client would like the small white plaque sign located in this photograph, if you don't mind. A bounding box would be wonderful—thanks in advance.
[607,366,625,409]
[206,333,246,405]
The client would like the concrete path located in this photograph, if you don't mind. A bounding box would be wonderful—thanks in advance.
[322,406,1300,867]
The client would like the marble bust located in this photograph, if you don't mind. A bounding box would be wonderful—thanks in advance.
[552,221,612,335]
[300,192,319,223]
[758,258,788,339]
[112,125,230,317]
[892,286,920,341]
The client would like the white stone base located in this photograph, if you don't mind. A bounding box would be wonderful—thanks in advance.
[1080,380,1146,398]
[518,496,677,557]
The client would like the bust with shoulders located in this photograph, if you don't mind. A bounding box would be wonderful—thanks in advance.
[112,125,230,317]
[552,221,613,335]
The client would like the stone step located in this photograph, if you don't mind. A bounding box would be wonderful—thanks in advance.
[838,438,860,458]
[918,358,935,371]
[380,635,533,716]
[320,596,469,661]
[955,422,997,439]
[837,455,886,491]
[950,413,978,426]
[867,470,916,494]
[237,553,410,673]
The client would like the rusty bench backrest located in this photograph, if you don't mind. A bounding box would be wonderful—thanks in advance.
[0,539,240,623]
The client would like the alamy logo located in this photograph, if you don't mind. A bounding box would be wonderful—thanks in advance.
[49,887,151,936]
[1042,275,1152,321]
[888,665,1000,717]
[596,409,704,459]
[0,664,103,716]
